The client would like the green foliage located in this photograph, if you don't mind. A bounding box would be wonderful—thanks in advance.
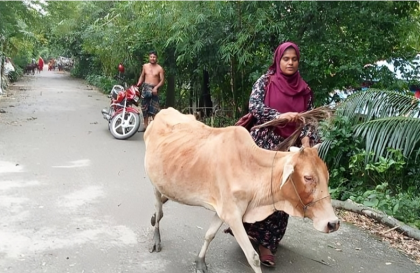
[7,68,21,82]
[333,90,420,162]
[24,1,419,111]
[337,89,420,124]
[3,1,420,99]
[319,115,363,171]
[326,145,420,229]
[348,148,407,191]
[10,48,34,69]
[199,116,237,128]
[320,89,420,228]
[318,115,361,201]
[350,183,420,229]
[70,55,101,79]
[0,1,46,63]
[85,74,116,94]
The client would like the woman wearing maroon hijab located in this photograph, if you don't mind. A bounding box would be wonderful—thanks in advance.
[227,42,319,267]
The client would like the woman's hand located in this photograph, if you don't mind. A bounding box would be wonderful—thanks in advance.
[278,112,300,122]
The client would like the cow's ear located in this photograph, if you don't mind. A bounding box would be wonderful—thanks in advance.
[281,161,294,188]
[312,143,321,155]
[312,143,321,150]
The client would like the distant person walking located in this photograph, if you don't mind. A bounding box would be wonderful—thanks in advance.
[38,56,44,72]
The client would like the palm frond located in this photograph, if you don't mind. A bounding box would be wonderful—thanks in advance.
[353,117,420,161]
[336,89,420,125]
[318,139,344,163]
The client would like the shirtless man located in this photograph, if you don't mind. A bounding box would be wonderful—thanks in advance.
[136,51,165,131]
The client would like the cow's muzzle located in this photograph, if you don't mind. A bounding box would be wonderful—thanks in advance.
[327,219,340,233]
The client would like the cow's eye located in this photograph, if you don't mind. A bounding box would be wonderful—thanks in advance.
[304,175,313,182]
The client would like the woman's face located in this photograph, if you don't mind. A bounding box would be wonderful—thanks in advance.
[280,47,299,75]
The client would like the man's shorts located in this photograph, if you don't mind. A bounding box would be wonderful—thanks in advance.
[141,83,160,117]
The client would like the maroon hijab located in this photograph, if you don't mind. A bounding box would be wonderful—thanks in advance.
[264,42,313,138]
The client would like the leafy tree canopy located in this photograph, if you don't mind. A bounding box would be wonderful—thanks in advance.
[2,1,420,107]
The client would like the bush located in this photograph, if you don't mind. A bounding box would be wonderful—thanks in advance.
[7,66,23,82]
[349,183,420,229]
[85,74,118,94]
[349,148,406,191]
[319,110,420,228]
[318,115,363,189]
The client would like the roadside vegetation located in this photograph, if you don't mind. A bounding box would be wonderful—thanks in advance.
[1,1,419,232]
[320,90,420,230]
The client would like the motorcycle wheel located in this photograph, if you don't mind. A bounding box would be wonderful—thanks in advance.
[110,111,140,140]
[137,109,146,132]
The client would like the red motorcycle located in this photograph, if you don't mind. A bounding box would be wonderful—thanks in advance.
[101,79,143,140]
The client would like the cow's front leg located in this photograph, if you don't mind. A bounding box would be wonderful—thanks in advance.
[226,217,262,273]
[195,213,224,273]
[149,187,164,253]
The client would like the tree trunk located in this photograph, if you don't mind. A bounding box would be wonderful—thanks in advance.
[165,74,175,108]
[163,47,176,108]
[332,199,420,241]
[230,58,235,112]
[0,56,3,95]
[0,39,5,95]
[189,79,194,112]
[200,69,212,117]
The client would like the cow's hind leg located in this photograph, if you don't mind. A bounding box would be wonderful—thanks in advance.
[149,187,164,253]
[150,195,169,226]
[227,217,262,273]
[195,213,224,273]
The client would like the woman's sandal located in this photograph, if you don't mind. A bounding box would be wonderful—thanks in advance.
[250,239,276,268]
[260,254,275,268]
[224,231,276,268]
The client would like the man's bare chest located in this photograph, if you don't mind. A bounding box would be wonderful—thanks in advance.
[146,67,160,77]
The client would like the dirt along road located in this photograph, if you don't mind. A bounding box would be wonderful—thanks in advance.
[0,69,419,273]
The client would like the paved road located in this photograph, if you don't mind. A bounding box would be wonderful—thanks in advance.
[0,70,418,273]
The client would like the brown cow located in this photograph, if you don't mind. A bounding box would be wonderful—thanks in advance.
[144,107,339,273]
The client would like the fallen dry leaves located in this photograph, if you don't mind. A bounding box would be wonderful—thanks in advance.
[336,208,420,265]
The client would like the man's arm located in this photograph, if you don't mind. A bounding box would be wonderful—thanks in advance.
[136,65,146,86]
[155,68,165,89]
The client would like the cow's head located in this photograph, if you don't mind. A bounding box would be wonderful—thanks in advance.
[280,145,340,233]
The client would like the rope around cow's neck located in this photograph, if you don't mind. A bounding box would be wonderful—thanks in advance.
[270,151,278,212]
[270,150,331,218]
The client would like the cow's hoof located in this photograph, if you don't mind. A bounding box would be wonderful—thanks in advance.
[149,243,161,253]
[195,266,208,273]
[195,257,207,273]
